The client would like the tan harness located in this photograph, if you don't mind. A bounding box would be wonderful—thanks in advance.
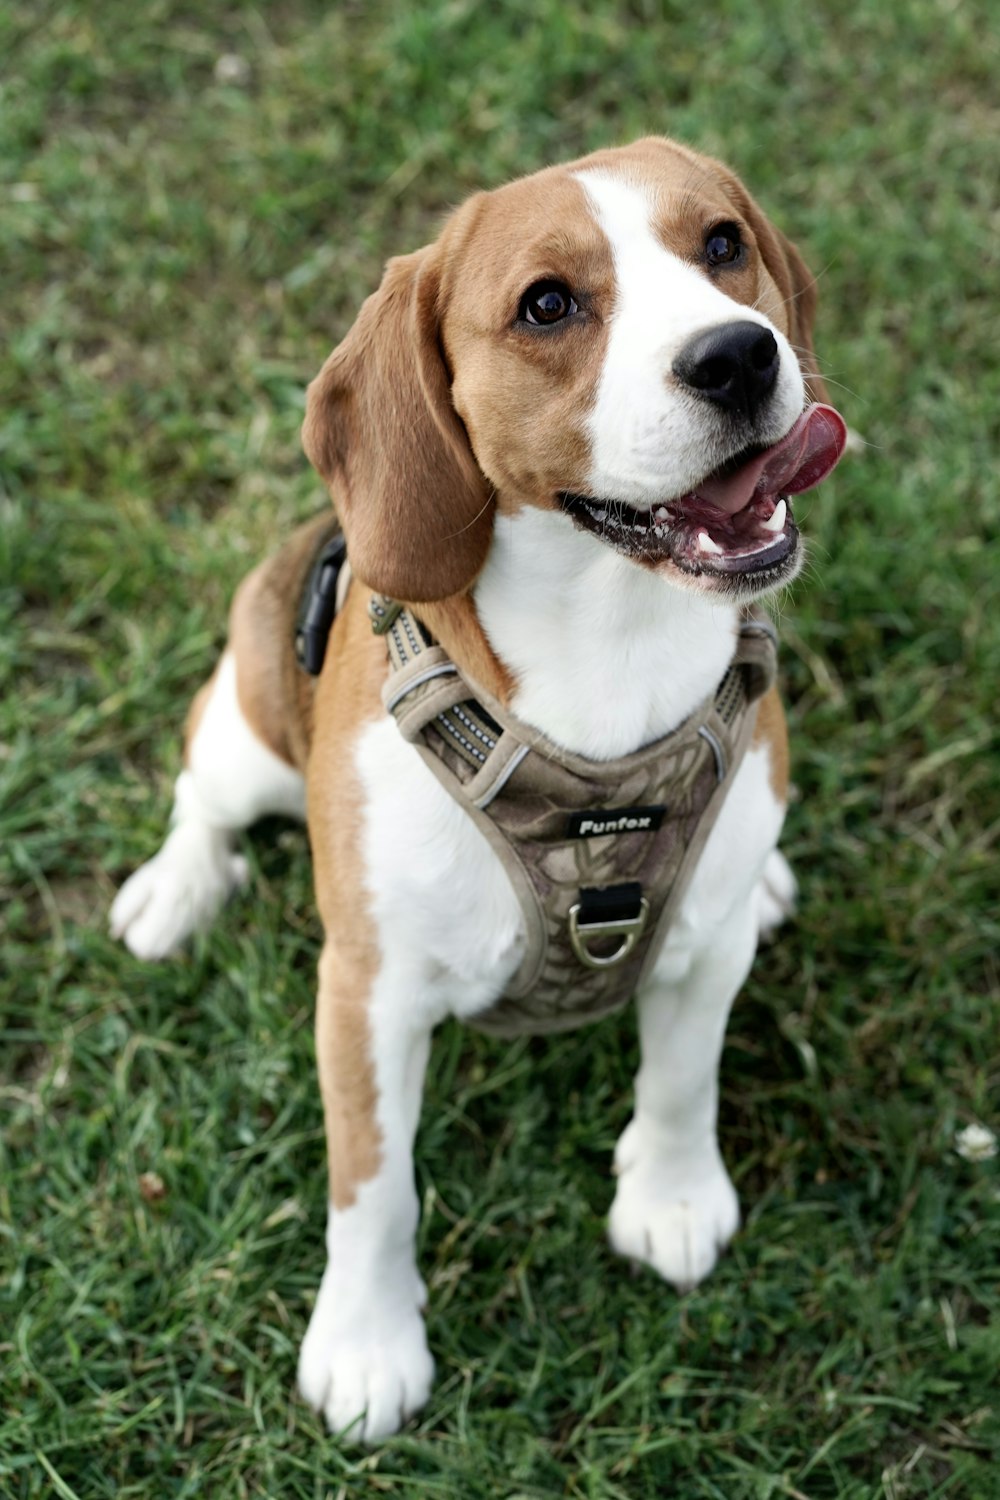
[372,594,778,1038]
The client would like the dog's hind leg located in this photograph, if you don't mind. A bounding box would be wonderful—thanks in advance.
[110,648,306,960]
[110,515,337,959]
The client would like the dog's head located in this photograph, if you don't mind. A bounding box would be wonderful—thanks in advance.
[303,137,846,604]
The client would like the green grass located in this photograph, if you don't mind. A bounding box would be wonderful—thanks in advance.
[2,0,998,1495]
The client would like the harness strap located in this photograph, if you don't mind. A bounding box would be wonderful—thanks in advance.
[378,600,508,771]
[378,592,775,759]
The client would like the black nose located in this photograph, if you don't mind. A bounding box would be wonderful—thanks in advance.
[673,320,780,421]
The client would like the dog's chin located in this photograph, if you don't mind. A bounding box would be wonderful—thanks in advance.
[558,402,848,601]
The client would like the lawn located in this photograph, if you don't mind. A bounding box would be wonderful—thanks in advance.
[1,1,997,1496]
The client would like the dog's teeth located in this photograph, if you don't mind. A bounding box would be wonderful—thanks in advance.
[761,499,787,534]
[697,531,724,556]
[654,506,670,524]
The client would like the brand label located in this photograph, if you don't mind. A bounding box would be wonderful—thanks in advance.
[566,806,666,839]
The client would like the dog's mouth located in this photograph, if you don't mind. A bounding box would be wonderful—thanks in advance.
[559,403,847,591]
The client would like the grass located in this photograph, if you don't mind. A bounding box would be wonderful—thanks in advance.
[1,0,998,1495]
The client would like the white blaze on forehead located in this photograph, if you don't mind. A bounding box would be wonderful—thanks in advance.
[574,169,804,507]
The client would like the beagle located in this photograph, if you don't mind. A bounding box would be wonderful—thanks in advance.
[110,136,847,1441]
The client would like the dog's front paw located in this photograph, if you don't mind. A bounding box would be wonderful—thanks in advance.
[609,1122,739,1291]
[298,1265,434,1443]
[109,823,248,960]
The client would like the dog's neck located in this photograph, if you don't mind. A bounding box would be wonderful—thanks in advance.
[464,507,740,761]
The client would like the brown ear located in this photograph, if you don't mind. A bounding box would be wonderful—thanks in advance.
[302,247,494,603]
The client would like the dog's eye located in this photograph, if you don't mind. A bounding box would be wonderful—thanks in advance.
[520,280,577,325]
[705,224,743,267]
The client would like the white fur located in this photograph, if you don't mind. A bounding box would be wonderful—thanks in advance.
[109,814,250,960]
[575,170,805,509]
[116,170,799,1442]
[356,719,526,1018]
[110,652,305,958]
[298,1199,434,1442]
[476,508,739,757]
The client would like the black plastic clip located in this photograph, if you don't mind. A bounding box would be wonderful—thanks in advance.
[295,533,348,676]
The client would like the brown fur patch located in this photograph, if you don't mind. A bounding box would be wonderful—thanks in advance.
[308,585,392,1210]
[315,941,383,1213]
[439,172,613,511]
[752,686,790,803]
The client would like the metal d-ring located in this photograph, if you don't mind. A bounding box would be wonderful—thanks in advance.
[567,897,650,970]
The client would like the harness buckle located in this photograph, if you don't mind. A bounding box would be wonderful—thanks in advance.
[567,891,650,970]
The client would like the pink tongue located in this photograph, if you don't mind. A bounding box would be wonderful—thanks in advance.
[697,404,848,516]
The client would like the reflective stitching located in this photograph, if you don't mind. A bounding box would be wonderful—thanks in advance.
[714,667,744,726]
[435,712,488,763]
[452,703,497,749]
[402,610,422,658]
[389,619,410,665]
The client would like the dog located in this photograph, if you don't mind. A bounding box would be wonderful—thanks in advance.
[110,136,847,1441]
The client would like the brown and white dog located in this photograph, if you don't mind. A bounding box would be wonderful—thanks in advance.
[111,137,846,1441]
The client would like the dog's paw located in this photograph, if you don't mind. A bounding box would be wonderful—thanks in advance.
[298,1265,433,1443]
[109,822,248,960]
[609,1122,739,1291]
[754,849,797,941]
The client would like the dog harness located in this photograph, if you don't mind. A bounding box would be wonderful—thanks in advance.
[296,529,778,1038]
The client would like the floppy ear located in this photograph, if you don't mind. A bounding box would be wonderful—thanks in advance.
[302,247,494,603]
